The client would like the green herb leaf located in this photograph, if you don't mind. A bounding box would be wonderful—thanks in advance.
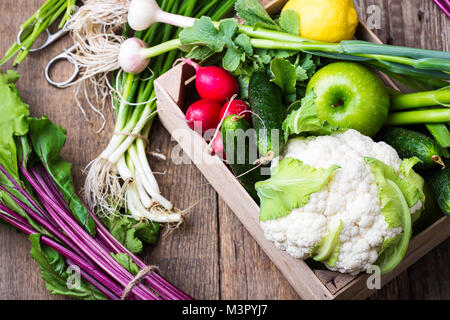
[295,65,308,82]
[270,58,297,95]
[111,253,140,276]
[28,116,97,236]
[29,234,105,300]
[180,17,229,52]
[235,0,280,30]
[234,33,253,56]
[224,48,245,72]
[180,17,249,72]
[185,46,215,61]
[301,54,317,77]
[101,215,159,254]
[279,9,300,35]
[256,157,339,221]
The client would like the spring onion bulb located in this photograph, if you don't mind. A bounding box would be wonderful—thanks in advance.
[128,0,196,31]
[82,0,237,227]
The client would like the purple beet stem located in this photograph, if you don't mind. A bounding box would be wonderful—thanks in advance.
[0,161,190,300]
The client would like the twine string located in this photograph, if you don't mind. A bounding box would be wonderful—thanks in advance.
[121,265,161,300]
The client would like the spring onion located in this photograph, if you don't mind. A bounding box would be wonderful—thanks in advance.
[84,0,236,221]
[0,0,76,66]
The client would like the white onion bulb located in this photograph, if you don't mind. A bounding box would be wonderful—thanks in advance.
[128,0,161,31]
[118,38,150,74]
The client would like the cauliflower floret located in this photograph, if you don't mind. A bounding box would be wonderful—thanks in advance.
[261,129,421,275]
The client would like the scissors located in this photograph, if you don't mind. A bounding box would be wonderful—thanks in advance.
[16,21,80,88]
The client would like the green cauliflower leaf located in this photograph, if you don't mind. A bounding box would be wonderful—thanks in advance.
[256,157,339,222]
[365,157,415,274]
[311,220,343,268]
[282,90,340,141]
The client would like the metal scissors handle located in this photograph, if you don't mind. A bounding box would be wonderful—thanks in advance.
[17,27,69,53]
[45,44,79,88]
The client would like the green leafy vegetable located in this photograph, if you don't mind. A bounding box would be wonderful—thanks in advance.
[0,70,29,185]
[180,17,251,71]
[102,216,160,254]
[279,9,300,35]
[256,157,339,222]
[235,0,280,30]
[282,90,339,141]
[311,220,343,268]
[0,71,44,233]
[270,58,297,95]
[28,117,97,236]
[29,234,105,300]
[111,253,140,276]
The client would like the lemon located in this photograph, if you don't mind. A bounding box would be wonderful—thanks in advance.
[282,0,358,43]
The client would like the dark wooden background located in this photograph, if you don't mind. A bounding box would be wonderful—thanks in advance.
[0,0,449,300]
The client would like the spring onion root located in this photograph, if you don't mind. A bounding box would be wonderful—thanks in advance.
[80,0,240,228]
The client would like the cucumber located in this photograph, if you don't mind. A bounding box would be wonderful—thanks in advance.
[379,127,445,169]
[221,115,264,201]
[248,71,286,161]
[428,160,450,216]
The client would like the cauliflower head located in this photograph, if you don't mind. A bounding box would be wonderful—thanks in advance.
[256,129,425,275]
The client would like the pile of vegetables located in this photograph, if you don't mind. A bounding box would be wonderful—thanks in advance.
[167,0,450,275]
[0,70,189,300]
[1,0,449,296]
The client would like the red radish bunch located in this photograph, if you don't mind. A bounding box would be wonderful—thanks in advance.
[185,100,222,133]
[183,59,239,103]
[183,58,247,158]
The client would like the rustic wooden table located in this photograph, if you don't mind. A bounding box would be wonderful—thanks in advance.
[0,0,449,300]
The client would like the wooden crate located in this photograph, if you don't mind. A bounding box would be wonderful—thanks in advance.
[154,1,450,300]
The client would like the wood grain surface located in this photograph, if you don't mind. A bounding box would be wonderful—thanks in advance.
[0,0,449,300]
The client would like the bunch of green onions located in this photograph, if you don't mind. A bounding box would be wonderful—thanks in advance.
[386,87,450,147]
[84,0,236,222]
[0,0,76,66]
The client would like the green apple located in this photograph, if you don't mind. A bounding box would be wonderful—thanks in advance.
[306,62,390,137]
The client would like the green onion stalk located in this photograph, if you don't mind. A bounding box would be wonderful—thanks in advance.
[67,0,450,85]
[0,0,76,66]
[387,87,450,147]
[84,0,236,223]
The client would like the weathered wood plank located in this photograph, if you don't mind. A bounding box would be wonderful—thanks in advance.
[0,0,448,300]
[218,198,299,299]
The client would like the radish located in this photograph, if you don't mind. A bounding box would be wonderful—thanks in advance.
[211,132,225,159]
[182,59,239,104]
[185,99,222,133]
[219,99,252,124]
